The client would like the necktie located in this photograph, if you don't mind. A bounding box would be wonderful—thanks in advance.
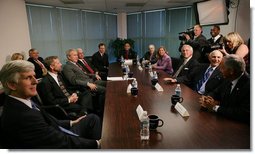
[172,59,188,78]
[82,59,94,74]
[125,50,129,59]
[196,67,214,91]
[31,100,40,111]
[57,75,70,97]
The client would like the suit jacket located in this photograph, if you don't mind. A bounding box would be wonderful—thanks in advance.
[92,51,109,73]
[141,51,157,64]
[62,61,94,88]
[209,73,250,123]
[119,49,137,60]
[175,58,199,87]
[77,57,98,74]
[0,96,97,148]
[188,64,224,94]
[27,57,45,79]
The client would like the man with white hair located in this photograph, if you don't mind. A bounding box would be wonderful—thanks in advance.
[0,60,102,148]
[199,54,250,123]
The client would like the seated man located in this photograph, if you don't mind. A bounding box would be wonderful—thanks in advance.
[141,44,157,65]
[92,43,109,81]
[37,56,94,117]
[62,49,106,118]
[27,48,47,79]
[0,60,101,148]
[166,50,224,95]
[164,44,199,88]
[199,54,250,123]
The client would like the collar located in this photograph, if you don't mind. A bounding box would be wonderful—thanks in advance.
[231,73,244,89]
[213,34,221,41]
[9,95,32,108]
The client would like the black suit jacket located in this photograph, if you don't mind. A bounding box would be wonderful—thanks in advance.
[209,73,250,123]
[92,51,109,73]
[27,57,45,79]
[175,58,199,87]
[0,96,97,148]
[188,64,224,94]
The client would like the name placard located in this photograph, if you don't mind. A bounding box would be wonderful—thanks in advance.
[136,105,144,121]
[155,83,164,91]
[127,84,132,93]
[175,102,190,117]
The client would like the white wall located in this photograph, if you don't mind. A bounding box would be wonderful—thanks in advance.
[0,0,31,68]
[220,0,250,42]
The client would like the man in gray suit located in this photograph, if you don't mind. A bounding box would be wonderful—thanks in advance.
[62,49,106,118]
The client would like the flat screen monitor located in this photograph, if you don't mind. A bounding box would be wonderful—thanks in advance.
[194,0,229,26]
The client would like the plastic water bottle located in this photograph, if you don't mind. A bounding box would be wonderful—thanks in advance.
[148,62,152,72]
[153,71,158,79]
[126,65,130,74]
[175,84,181,97]
[132,78,138,88]
[142,58,145,67]
[140,111,149,140]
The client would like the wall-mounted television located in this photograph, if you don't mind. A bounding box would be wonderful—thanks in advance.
[194,0,229,26]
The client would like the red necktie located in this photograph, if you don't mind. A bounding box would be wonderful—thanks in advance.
[125,50,129,59]
[82,59,94,74]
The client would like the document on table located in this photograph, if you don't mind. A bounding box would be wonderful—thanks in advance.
[124,59,133,65]
[127,84,132,93]
[174,102,190,117]
[107,77,124,81]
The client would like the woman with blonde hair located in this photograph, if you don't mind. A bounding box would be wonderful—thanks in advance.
[220,32,249,58]
[11,52,24,60]
[152,46,173,75]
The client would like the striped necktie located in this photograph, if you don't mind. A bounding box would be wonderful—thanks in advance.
[196,67,214,91]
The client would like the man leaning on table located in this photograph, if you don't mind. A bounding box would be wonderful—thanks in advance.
[199,54,250,123]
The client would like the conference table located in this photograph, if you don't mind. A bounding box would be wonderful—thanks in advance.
[101,62,250,149]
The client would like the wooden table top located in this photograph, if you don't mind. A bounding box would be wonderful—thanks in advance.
[101,62,250,149]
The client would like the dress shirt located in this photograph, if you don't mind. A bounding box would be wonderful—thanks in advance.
[48,72,60,86]
[9,95,33,108]
[213,34,221,43]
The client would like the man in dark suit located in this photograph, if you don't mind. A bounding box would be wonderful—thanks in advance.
[0,60,101,148]
[163,44,199,88]
[77,48,97,74]
[27,48,47,79]
[92,43,109,81]
[180,24,208,62]
[203,25,224,62]
[199,54,250,123]
[187,50,225,95]
[141,44,158,65]
[62,49,106,118]
[118,42,137,60]
[37,56,94,116]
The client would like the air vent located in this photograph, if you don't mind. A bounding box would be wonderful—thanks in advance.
[126,3,146,7]
[60,0,84,4]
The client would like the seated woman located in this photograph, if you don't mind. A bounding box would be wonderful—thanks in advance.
[11,52,24,60]
[152,46,173,75]
[141,44,157,65]
[119,42,137,60]
[220,32,249,59]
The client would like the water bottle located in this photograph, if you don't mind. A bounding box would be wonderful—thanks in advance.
[148,62,152,72]
[137,55,141,66]
[153,71,158,79]
[120,55,125,67]
[142,58,145,67]
[140,111,150,140]
[175,84,181,97]
[132,78,138,88]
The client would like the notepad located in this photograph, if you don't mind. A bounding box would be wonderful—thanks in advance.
[174,102,190,117]
[155,83,163,91]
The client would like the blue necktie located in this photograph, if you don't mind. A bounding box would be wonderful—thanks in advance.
[196,67,214,91]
